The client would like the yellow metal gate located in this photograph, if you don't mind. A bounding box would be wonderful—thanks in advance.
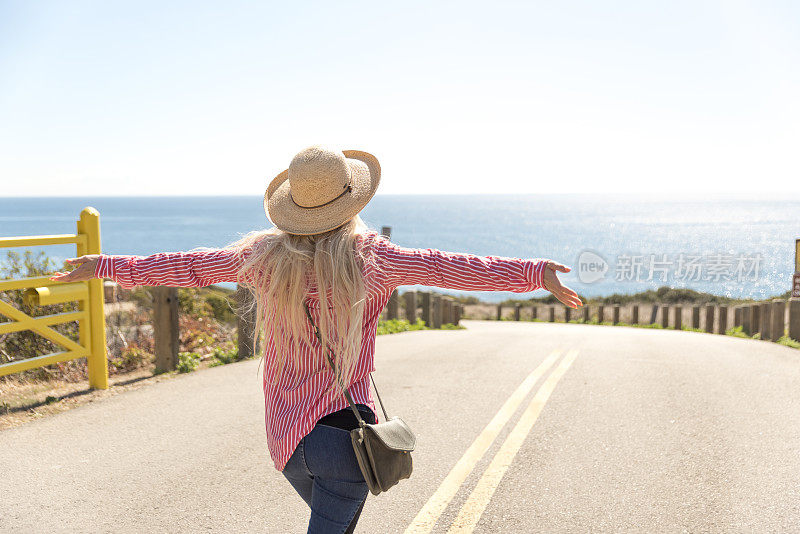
[0,207,108,389]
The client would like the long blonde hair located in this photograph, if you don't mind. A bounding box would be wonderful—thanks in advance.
[221,214,379,397]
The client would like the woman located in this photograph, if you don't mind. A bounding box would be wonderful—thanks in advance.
[50,146,582,533]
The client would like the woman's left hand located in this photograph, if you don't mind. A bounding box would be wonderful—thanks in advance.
[49,255,101,283]
[543,261,583,309]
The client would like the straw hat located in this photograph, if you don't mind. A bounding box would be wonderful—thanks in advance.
[264,145,381,235]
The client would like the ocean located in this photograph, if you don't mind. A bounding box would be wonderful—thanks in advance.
[1,194,798,302]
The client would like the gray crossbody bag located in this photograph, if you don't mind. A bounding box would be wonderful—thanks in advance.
[304,302,416,495]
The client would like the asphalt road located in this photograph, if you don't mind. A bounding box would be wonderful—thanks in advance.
[2,320,799,533]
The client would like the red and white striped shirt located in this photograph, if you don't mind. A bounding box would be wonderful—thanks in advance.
[94,230,548,470]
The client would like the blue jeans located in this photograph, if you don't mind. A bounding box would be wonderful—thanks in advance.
[282,414,372,533]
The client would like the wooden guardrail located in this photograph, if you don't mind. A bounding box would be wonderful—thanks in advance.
[0,207,109,389]
[492,300,800,343]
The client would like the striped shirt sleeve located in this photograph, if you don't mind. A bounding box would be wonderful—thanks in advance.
[93,247,254,289]
[368,236,549,293]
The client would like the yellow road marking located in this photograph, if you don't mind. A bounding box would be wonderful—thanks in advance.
[403,350,563,534]
[447,349,579,533]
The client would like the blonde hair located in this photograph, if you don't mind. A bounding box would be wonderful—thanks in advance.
[221,214,379,397]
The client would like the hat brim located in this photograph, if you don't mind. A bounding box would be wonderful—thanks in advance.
[264,150,381,236]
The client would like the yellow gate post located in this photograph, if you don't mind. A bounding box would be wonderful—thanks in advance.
[76,207,109,390]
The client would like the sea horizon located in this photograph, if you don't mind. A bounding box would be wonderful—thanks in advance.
[1,194,798,302]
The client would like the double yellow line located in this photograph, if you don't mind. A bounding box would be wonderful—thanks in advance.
[404,349,579,534]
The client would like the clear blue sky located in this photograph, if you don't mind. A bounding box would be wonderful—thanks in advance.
[1,1,798,196]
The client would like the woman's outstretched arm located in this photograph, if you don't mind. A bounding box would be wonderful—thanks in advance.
[49,247,255,289]
[366,235,582,308]
[369,236,546,293]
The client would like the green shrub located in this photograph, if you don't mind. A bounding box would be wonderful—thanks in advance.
[377,318,427,335]
[205,294,236,324]
[109,346,153,372]
[129,287,152,308]
[177,288,201,317]
[638,322,664,329]
[210,346,239,366]
[176,352,201,373]
[725,326,749,338]
[777,335,800,349]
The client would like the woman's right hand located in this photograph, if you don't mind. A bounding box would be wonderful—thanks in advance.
[543,261,583,309]
[49,255,101,283]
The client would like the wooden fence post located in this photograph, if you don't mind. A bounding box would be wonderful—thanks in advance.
[454,304,462,325]
[404,291,417,323]
[496,304,502,321]
[631,304,639,325]
[598,305,605,323]
[703,304,713,333]
[771,299,785,340]
[759,302,772,341]
[650,304,659,325]
[660,305,669,328]
[236,285,256,360]
[531,306,538,320]
[674,305,682,330]
[751,304,761,337]
[433,295,443,329]
[742,304,752,335]
[717,305,728,334]
[514,303,521,321]
[387,290,400,320]
[692,306,701,330]
[153,286,179,372]
[444,298,454,325]
[420,292,432,327]
[612,305,620,325]
[789,298,800,342]
[564,305,571,322]
[734,306,742,329]
[548,306,555,322]
[582,305,590,323]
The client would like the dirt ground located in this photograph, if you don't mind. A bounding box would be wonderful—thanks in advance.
[0,354,229,431]
[0,296,242,431]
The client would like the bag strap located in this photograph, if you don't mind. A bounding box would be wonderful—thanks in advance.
[303,302,390,426]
